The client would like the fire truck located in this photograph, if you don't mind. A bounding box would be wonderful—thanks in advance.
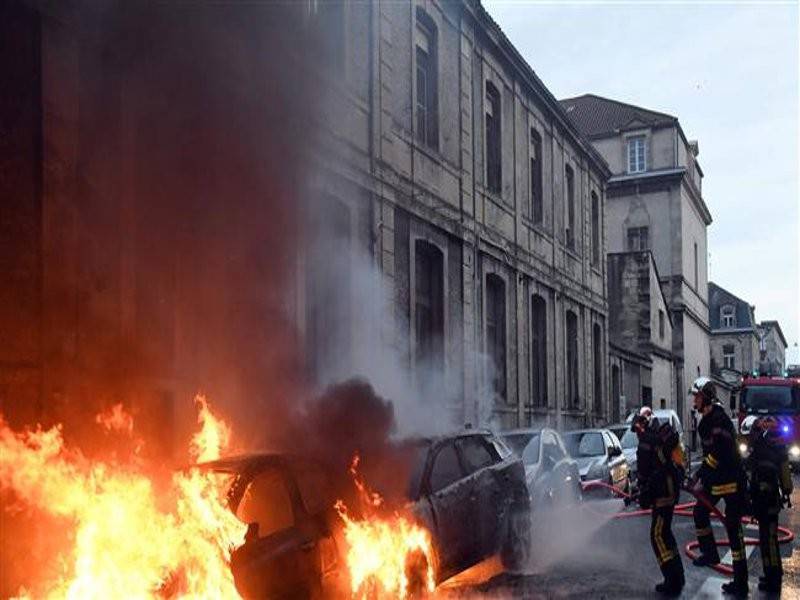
[736,373,800,467]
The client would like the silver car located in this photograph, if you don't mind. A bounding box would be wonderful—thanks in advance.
[502,428,582,513]
[562,429,630,494]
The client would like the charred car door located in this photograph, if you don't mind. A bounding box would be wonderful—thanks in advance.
[424,441,474,580]
[229,466,323,599]
[455,436,505,560]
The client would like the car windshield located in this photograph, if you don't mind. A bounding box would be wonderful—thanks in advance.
[620,429,639,449]
[503,433,540,464]
[743,386,799,412]
[563,432,605,457]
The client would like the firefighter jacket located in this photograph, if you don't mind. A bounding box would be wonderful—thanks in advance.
[747,432,793,514]
[637,417,680,507]
[697,403,743,494]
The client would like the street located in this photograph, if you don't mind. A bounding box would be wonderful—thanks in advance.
[440,475,800,598]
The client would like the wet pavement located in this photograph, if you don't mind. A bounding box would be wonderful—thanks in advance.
[440,474,800,598]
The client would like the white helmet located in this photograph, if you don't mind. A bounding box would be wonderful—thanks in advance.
[690,376,716,405]
[639,406,653,422]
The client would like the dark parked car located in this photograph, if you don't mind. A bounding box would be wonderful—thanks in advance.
[562,429,630,494]
[501,428,582,512]
[405,430,532,581]
[202,430,531,598]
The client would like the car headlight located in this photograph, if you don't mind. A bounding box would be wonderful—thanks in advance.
[790,445,800,458]
[739,443,748,455]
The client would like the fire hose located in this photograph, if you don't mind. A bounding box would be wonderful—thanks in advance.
[580,479,795,577]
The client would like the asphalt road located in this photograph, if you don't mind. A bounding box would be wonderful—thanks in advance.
[439,474,800,599]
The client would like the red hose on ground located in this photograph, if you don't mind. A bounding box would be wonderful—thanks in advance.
[580,479,795,577]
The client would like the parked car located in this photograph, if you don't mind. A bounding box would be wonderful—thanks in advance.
[501,428,582,512]
[562,429,630,494]
[403,430,532,581]
[202,430,531,598]
[608,423,638,480]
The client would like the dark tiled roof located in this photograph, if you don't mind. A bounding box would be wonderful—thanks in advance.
[558,94,677,139]
[708,282,757,331]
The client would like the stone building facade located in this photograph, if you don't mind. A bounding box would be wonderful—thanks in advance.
[559,94,711,428]
[708,282,760,383]
[757,321,787,376]
[0,0,612,442]
[607,251,675,420]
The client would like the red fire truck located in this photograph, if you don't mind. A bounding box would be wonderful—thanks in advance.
[737,374,800,467]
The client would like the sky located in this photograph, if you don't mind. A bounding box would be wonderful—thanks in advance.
[485,0,800,364]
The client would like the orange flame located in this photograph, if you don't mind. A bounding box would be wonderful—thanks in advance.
[335,455,436,599]
[0,395,246,599]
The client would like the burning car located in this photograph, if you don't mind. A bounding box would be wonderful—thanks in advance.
[199,454,348,599]
[204,429,530,598]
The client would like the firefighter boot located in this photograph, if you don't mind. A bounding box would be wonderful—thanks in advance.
[692,534,720,567]
[655,558,685,596]
[758,567,781,593]
[721,560,749,597]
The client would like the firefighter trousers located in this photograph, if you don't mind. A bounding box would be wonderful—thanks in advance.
[756,508,782,587]
[693,487,748,585]
[651,503,684,587]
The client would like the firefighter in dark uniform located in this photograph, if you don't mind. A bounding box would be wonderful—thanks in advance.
[746,416,793,593]
[632,406,685,596]
[689,376,749,596]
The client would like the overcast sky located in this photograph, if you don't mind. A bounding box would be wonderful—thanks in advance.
[484,0,800,364]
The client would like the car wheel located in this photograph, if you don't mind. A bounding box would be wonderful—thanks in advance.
[500,506,531,572]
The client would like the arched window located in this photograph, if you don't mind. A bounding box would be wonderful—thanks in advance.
[530,129,543,223]
[591,191,600,266]
[566,310,579,407]
[531,294,547,407]
[414,240,444,371]
[486,274,506,400]
[593,323,603,414]
[485,82,502,194]
[415,9,438,149]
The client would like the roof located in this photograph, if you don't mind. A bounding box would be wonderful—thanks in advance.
[759,320,788,348]
[558,94,677,139]
[708,282,757,331]
[470,4,611,179]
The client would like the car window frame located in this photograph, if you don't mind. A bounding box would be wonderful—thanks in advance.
[426,441,466,495]
[456,436,496,476]
[235,465,299,539]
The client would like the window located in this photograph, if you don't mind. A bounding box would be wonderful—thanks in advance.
[429,443,462,492]
[530,129,543,223]
[566,310,579,407]
[236,469,295,539]
[694,242,699,289]
[414,240,444,371]
[415,11,438,149]
[723,344,735,369]
[611,365,621,422]
[457,437,495,474]
[565,164,575,249]
[486,274,507,401]
[485,82,502,194]
[627,135,646,173]
[593,323,602,414]
[658,310,665,339]
[591,191,600,266]
[627,226,649,251]
[721,305,735,328]
[308,0,345,72]
[564,432,604,457]
[531,294,547,407]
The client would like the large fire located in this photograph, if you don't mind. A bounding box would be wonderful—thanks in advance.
[0,395,246,599]
[335,456,436,599]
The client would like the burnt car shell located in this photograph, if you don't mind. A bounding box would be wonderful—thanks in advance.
[198,454,343,600]
[402,430,530,583]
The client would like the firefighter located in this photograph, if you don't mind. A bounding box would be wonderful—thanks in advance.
[746,416,793,593]
[632,406,685,596]
[688,376,749,596]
